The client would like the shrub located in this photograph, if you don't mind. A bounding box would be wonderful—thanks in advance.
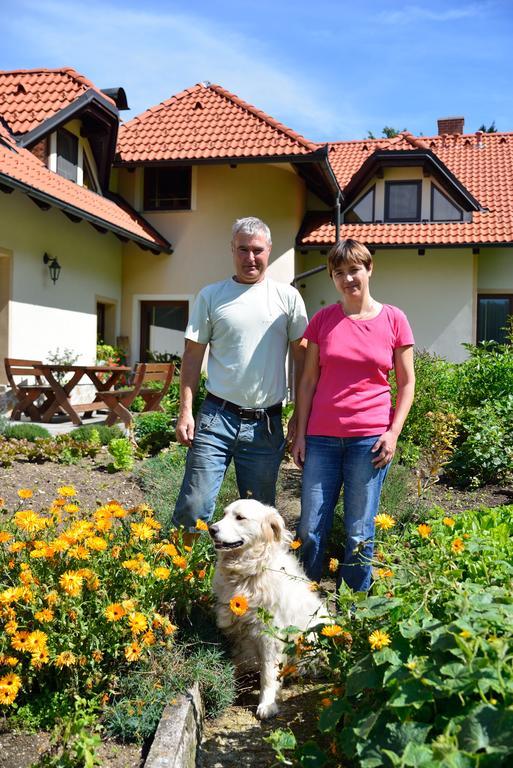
[454,340,513,408]
[3,423,51,441]
[69,424,124,445]
[448,396,513,486]
[133,412,174,454]
[108,438,135,472]
[269,504,513,767]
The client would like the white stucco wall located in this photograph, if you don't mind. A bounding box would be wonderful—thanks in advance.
[477,247,513,291]
[298,247,476,362]
[119,162,306,360]
[0,189,122,369]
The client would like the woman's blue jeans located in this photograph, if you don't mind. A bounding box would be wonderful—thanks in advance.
[297,435,390,592]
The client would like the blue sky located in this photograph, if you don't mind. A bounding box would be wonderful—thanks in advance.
[3,0,513,142]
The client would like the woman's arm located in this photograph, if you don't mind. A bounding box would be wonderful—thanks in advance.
[371,345,415,468]
[291,340,320,468]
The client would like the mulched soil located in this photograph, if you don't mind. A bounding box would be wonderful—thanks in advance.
[0,454,511,768]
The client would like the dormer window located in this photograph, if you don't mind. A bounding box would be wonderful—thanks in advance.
[384,181,421,222]
[56,128,78,182]
[345,186,374,223]
[431,184,463,221]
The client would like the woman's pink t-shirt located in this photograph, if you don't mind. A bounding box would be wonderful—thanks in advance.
[304,303,414,438]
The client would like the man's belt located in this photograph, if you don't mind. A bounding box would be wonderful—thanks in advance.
[205,392,282,420]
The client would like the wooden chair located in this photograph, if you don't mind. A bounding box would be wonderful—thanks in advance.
[100,362,175,426]
[4,359,54,421]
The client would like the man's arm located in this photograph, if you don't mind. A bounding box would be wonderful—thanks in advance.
[175,339,208,446]
[286,338,307,443]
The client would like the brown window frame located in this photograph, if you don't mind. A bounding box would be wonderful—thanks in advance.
[143,166,192,211]
[384,180,422,222]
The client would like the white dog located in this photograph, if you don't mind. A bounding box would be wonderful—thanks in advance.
[209,499,326,719]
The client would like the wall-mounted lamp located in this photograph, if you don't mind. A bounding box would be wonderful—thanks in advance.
[43,253,61,284]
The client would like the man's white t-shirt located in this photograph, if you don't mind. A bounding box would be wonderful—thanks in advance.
[185,276,307,408]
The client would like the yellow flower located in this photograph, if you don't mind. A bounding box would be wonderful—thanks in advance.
[128,612,148,635]
[59,571,83,596]
[57,486,77,497]
[27,630,48,652]
[328,558,339,572]
[158,543,178,557]
[5,620,18,636]
[0,531,12,543]
[154,567,170,580]
[85,536,108,552]
[368,629,392,651]
[122,558,151,577]
[17,489,33,499]
[130,522,156,541]
[229,595,249,616]
[11,632,30,651]
[377,568,394,579]
[45,590,59,606]
[442,517,455,528]
[125,642,142,662]
[9,541,26,553]
[172,555,187,570]
[290,539,301,550]
[92,650,103,662]
[142,630,156,646]
[63,503,80,514]
[0,672,22,695]
[417,524,432,539]
[105,603,125,622]
[309,582,320,592]
[14,510,47,533]
[54,651,77,668]
[459,629,472,639]
[2,656,19,668]
[195,519,209,531]
[30,648,49,668]
[321,625,345,637]
[451,537,465,554]
[374,513,396,531]
[35,609,54,623]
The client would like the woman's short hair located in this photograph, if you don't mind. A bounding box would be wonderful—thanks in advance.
[327,239,372,276]
[232,217,272,245]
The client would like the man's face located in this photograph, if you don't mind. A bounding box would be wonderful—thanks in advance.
[231,231,271,284]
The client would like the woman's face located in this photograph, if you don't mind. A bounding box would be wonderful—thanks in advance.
[331,261,372,299]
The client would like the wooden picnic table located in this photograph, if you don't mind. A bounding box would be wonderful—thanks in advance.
[37,364,133,426]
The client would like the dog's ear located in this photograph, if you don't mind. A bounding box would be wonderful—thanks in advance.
[262,511,284,543]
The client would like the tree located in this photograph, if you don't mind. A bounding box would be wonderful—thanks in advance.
[477,121,497,133]
[367,126,407,139]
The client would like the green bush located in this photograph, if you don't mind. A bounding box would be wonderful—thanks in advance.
[133,411,174,454]
[69,423,124,445]
[448,395,513,486]
[108,437,135,472]
[270,504,513,767]
[3,423,51,441]
[454,340,513,408]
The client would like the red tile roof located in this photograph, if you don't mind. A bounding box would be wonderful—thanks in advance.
[116,83,319,163]
[0,135,169,252]
[299,131,513,247]
[0,68,116,136]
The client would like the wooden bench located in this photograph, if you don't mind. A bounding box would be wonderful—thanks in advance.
[4,359,54,421]
[101,362,175,426]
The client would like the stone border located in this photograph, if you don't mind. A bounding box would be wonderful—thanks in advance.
[144,683,204,768]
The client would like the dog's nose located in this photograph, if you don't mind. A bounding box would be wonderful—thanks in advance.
[208,524,218,537]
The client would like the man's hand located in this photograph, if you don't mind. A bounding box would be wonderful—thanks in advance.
[286,410,298,445]
[371,431,398,468]
[176,411,195,447]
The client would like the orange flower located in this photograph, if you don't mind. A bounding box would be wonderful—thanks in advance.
[442,517,456,528]
[290,539,301,550]
[279,664,298,678]
[451,537,465,554]
[17,489,33,499]
[197,569,207,580]
[125,642,142,662]
[321,625,345,637]
[172,555,187,570]
[195,519,209,531]
[154,567,170,580]
[328,558,339,572]
[417,524,432,539]
[229,595,249,616]
[54,651,77,668]
[0,531,12,543]
[105,603,125,622]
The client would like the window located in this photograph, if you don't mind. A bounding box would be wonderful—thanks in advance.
[477,295,513,344]
[144,166,192,210]
[140,300,189,361]
[56,128,78,182]
[431,185,462,222]
[384,181,421,222]
[345,186,375,223]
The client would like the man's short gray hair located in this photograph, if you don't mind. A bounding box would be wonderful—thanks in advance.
[232,217,272,245]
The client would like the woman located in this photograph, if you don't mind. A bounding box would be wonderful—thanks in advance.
[292,239,415,592]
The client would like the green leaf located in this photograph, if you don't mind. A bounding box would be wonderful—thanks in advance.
[318,698,347,733]
[401,742,437,767]
[345,654,381,697]
[297,740,329,767]
[388,679,435,708]
[357,596,402,618]
[458,704,513,753]
[373,646,402,667]
[265,728,297,752]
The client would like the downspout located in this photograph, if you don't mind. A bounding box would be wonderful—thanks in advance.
[335,193,341,244]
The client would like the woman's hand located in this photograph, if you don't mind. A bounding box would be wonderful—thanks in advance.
[292,435,306,468]
[371,431,398,468]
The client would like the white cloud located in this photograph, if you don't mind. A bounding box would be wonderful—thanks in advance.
[377,3,484,24]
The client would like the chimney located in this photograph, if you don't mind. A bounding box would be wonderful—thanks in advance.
[437,116,464,135]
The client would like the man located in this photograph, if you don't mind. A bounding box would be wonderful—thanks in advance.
[172,216,307,531]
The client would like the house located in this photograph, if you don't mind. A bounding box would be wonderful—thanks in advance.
[1,69,512,386]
